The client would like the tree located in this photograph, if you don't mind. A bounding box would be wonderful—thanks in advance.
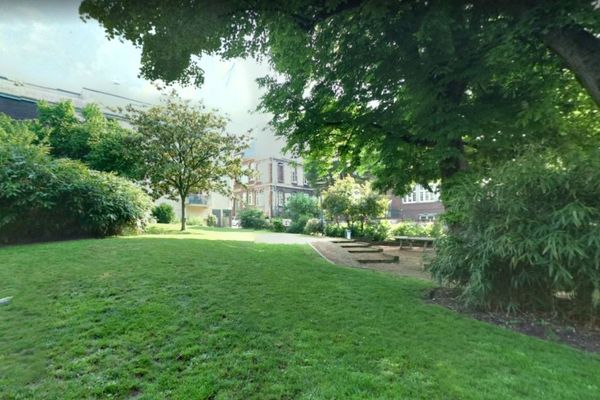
[32,100,143,179]
[353,188,389,231]
[284,193,319,222]
[321,177,356,226]
[80,2,600,197]
[80,1,600,106]
[129,94,248,231]
[320,176,387,228]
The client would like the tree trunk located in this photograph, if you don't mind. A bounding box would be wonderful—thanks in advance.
[440,140,469,235]
[180,195,187,231]
[543,26,600,107]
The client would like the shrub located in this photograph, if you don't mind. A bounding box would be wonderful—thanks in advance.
[324,224,346,238]
[240,208,267,229]
[358,221,391,241]
[429,148,600,316]
[186,217,204,226]
[392,221,444,238]
[205,214,218,227]
[303,218,324,235]
[287,215,310,233]
[270,218,286,232]
[0,137,151,243]
[284,193,320,221]
[152,204,175,223]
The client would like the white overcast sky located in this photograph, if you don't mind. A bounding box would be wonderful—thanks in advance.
[0,0,286,156]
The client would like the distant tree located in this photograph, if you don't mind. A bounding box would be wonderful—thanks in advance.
[321,177,356,226]
[35,100,89,159]
[32,100,143,179]
[284,193,319,222]
[86,125,143,179]
[353,188,389,231]
[321,177,387,228]
[129,94,248,231]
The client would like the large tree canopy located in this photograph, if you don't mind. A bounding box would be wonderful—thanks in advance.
[80,0,600,194]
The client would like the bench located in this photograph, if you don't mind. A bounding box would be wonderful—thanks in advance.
[394,236,435,251]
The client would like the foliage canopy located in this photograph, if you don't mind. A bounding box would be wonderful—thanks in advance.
[81,0,600,194]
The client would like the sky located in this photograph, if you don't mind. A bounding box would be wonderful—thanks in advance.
[0,0,286,156]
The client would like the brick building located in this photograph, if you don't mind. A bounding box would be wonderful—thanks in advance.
[233,157,315,218]
[388,184,444,221]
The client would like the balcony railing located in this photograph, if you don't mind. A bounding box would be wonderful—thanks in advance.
[188,194,209,206]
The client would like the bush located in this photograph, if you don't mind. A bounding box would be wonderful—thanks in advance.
[0,137,151,244]
[303,218,324,235]
[287,215,310,233]
[152,204,175,223]
[429,148,600,316]
[358,221,391,241]
[392,221,444,238]
[186,217,204,226]
[240,208,267,229]
[284,193,320,221]
[324,224,346,238]
[270,218,286,232]
[205,214,218,227]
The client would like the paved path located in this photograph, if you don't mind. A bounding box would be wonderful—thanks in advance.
[254,232,332,244]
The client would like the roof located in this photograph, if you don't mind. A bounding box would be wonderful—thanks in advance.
[0,76,151,120]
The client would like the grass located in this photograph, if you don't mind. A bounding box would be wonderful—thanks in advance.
[142,223,259,241]
[0,230,598,399]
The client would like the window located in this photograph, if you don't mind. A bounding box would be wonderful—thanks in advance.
[277,191,284,206]
[291,167,298,184]
[419,213,437,222]
[256,190,263,207]
[403,184,440,204]
[277,162,284,183]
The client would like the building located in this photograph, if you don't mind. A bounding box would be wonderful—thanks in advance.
[388,183,444,222]
[0,75,150,121]
[232,157,315,218]
[155,191,233,227]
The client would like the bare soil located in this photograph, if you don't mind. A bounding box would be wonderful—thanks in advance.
[427,287,600,354]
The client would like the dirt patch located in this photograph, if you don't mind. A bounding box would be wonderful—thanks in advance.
[427,287,600,354]
[312,241,432,280]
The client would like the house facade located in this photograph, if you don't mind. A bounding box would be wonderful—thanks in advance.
[155,191,233,227]
[388,183,444,222]
[232,157,315,218]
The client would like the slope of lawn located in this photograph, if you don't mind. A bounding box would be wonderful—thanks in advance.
[1,232,598,399]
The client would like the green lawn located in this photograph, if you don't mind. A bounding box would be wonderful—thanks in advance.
[1,231,598,399]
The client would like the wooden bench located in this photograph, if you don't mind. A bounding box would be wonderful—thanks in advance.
[394,236,435,251]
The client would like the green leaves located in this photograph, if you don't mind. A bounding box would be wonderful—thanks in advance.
[127,92,248,229]
[321,176,388,226]
[0,128,152,243]
[430,146,600,316]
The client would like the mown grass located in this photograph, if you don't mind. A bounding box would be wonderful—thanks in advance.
[0,232,598,399]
